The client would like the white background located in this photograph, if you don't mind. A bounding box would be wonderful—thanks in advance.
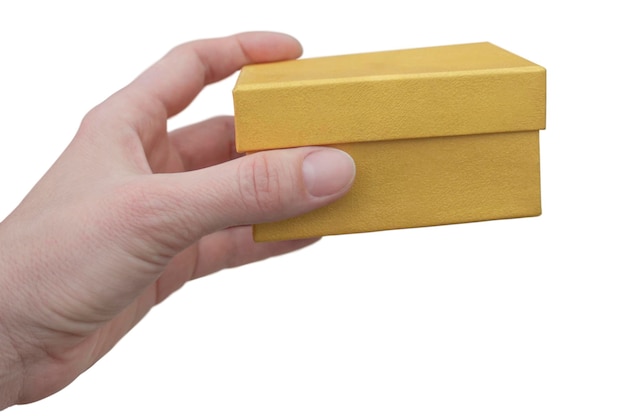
[1,1,624,415]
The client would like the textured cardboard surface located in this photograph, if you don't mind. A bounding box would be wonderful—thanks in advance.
[234,42,545,152]
[253,131,541,241]
[232,42,546,241]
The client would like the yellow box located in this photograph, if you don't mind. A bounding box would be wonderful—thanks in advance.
[233,42,546,241]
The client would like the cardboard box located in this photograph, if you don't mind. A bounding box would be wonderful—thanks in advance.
[233,42,546,241]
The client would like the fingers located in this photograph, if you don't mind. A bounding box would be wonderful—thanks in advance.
[130,147,355,251]
[102,32,302,132]
[140,227,317,305]
[130,32,302,118]
[191,226,319,279]
[79,32,302,174]
[168,116,240,171]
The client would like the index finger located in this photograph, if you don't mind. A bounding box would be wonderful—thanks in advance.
[134,32,302,117]
[101,32,302,128]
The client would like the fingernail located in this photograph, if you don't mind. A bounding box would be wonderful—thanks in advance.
[302,149,355,197]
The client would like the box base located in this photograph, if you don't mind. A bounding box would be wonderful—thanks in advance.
[253,131,541,241]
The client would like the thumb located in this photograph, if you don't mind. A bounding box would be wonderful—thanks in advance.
[149,146,355,246]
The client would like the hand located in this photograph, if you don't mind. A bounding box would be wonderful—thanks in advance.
[0,32,355,408]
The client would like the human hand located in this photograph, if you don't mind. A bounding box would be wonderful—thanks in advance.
[0,32,355,408]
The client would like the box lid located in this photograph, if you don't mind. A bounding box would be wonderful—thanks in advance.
[233,42,546,152]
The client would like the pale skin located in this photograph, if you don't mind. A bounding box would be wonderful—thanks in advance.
[0,32,355,409]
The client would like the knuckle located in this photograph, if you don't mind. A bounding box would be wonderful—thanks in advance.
[237,153,284,214]
[77,104,107,137]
